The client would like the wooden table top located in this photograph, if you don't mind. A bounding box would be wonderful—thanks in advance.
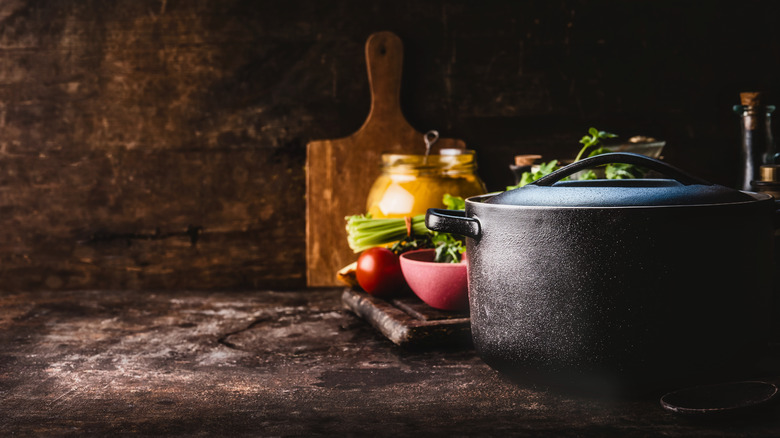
[1,288,779,436]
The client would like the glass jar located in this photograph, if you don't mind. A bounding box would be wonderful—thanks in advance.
[366,150,486,218]
[734,92,778,191]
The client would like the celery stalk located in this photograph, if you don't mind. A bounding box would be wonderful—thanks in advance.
[345,214,428,253]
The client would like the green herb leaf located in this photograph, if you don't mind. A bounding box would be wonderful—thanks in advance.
[578,169,598,180]
[605,163,645,179]
[432,194,468,263]
[389,234,433,254]
[586,146,611,157]
[431,232,465,263]
[345,194,469,263]
[507,159,560,190]
[443,194,466,210]
[575,127,618,162]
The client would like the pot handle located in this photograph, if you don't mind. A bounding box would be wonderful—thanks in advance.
[531,152,712,187]
[426,208,481,239]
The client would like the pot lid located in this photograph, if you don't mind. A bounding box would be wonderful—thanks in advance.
[489,152,756,207]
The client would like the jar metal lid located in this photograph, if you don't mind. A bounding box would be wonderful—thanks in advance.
[760,165,780,182]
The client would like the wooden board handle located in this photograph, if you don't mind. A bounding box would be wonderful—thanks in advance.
[365,31,405,123]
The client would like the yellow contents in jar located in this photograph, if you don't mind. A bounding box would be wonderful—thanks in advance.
[366,151,486,218]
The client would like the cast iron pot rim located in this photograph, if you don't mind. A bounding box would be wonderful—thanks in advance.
[466,191,774,210]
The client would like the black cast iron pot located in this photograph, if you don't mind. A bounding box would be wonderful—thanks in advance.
[427,153,776,395]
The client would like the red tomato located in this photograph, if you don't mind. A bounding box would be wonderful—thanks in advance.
[356,247,406,297]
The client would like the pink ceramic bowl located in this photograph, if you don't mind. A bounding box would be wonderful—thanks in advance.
[399,249,468,311]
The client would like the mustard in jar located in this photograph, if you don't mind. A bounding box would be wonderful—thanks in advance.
[366,149,486,218]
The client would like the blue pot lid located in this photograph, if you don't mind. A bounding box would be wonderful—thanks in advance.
[489,153,756,207]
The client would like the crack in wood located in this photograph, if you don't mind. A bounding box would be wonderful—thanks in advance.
[84,225,203,246]
[216,308,340,351]
[217,316,271,350]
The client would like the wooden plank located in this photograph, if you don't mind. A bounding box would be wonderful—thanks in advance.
[10,288,780,436]
[306,32,464,287]
[341,287,471,348]
[0,149,306,291]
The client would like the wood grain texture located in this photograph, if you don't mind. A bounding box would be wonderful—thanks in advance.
[0,1,310,290]
[3,288,780,435]
[306,32,464,286]
[341,288,471,347]
[0,1,779,291]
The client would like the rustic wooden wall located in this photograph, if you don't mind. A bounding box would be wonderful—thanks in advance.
[0,0,778,291]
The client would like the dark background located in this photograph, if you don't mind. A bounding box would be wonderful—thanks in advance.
[0,0,778,291]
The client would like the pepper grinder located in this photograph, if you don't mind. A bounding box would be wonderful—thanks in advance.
[734,92,778,191]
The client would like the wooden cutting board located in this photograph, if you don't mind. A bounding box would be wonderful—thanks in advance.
[341,288,471,348]
[306,31,465,286]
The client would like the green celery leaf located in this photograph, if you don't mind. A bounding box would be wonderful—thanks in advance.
[443,194,466,210]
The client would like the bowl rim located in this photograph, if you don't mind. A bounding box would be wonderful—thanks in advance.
[399,248,466,266]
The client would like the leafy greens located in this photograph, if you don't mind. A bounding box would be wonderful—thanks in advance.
[345,194,468,263]
[508,127,645,189]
